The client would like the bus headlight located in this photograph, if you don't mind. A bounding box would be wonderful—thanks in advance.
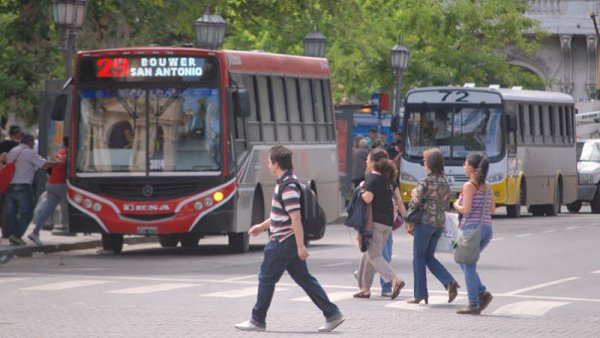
[83,199,93,209]
[213,191,224,202]
[194,201,203,210]
[92,203,102,212]
[400,172,417,183]
[579,173,594,184]
[487,173,505,184]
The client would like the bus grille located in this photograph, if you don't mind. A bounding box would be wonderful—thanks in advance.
[98,182,198,200]
[448,175,469,184]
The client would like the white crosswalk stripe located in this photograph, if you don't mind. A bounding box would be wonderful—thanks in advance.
[385,295,465,311]
[292,291,353,302]
[0,277,27,284]
[199,286,288,298]
[21,280,113,291]
[491,300,568,317]
[108,283,199,294]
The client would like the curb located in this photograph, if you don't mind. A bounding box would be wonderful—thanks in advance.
[0,236,157,258]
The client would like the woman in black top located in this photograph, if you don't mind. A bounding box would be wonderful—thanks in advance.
[354,148,406,300]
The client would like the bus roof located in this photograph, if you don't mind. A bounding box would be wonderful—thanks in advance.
[406,86,574,105]
[77,47,331,78]
[223,50,330,78]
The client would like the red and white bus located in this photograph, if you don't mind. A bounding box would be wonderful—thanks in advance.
[56,47,341,253]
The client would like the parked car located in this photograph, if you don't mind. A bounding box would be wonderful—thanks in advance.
[568,139,600,213]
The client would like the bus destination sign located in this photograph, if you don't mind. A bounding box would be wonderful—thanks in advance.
[96,57,204,78]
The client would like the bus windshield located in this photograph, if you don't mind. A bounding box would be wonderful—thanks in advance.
[404,106,503,160]
[76,86,221,174]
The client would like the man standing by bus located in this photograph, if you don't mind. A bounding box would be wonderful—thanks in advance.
[234,145,344,333]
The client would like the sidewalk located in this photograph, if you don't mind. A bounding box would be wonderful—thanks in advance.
[0,230,155,258]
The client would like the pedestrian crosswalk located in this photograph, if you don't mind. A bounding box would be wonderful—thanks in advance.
[0,275,590,318]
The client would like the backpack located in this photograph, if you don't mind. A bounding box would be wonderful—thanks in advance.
[0,147,24,193]
[277,178,327,241]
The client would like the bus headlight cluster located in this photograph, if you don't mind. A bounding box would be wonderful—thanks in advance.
[487,173,505,184]
[400,172,417,183]
[191,191,224,211]
[579,173,594,184]
[73,193,102,212]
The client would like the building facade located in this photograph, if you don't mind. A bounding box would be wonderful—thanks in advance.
[510,0,599,110]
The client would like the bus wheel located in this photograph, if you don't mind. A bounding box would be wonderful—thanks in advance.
[180,233,201,248]
[102,234,124,253]
[228,232,249,253]
[566,200,582,213]
[591,185,600,214]
[507,183,525,218]
[158,234,180,248]
[546,180,561,216]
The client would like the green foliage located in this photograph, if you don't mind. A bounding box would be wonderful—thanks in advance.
[0,0,547,123]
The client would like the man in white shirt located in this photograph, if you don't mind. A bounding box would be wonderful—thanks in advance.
[6,133,64,246]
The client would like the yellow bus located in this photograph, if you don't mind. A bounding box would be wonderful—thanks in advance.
[399,86,577,217]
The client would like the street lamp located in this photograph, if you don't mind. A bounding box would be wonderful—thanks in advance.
[52,0,87,78]
[390,41,410,133]
[194,10,227,50]
[304,31,327,58]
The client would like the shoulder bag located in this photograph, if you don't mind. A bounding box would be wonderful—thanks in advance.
[404,179,427,235]
[453,185,488,264]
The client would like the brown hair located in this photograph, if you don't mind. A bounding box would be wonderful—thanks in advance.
[369,148,396,182]
[466,153,489,186]
[423,148,445,176]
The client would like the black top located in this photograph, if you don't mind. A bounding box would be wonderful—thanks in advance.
[0,140,19,155]
[364,172,395,226]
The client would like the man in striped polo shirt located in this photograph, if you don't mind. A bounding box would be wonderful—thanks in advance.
[235,145,344,333]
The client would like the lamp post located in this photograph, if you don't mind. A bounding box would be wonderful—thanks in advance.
[52,0,87,78]
[304,31,327,58]
[194,10,227,50]
[51,0,87,235]
[390,41,410,134]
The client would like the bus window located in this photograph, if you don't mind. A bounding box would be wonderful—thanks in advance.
[299,79,316,141]
[76,87,222,173]
[285,78,303,141]
[271,76,290,142]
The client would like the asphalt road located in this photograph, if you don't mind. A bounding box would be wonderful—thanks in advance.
[1,206,600,337]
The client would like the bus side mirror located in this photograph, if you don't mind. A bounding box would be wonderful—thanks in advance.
[233,88,250,118]
[391,115,399,132]
[507,113,517,133]
[51,93,67,121]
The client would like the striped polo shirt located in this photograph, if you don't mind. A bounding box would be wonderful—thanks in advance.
[269,171,301,242]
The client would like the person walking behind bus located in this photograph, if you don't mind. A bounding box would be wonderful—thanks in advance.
[452,154,495,315]
[27,137,69,246]
[407,148,460,305]
[234,145,344,333]
[5,133,64,246]
[354,147,406,300]
[351,137,369,188]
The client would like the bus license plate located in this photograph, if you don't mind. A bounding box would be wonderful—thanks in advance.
[137,227,158,235]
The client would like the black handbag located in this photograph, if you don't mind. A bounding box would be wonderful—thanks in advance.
[344,186,366,230]
[404,206,424,224]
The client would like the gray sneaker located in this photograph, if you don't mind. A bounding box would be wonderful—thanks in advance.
[9,236,26,246]
[318,314,345,332]
[27,233,44,247]
[234,320,266,332]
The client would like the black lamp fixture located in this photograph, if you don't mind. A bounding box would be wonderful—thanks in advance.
[390,40,410,132]
[52,0,87,29]
[194,10,227,50]
[303,31,327,57]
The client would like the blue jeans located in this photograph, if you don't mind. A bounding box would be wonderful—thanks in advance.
[252,237,341,325]
[380,234,393,293]
[6,184,34,238]
[460,223,493,306]
[413,223,455,298]
[32,183,67,235]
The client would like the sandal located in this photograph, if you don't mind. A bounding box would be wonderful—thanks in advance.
[391,277,405,300]
[353,290,371,298]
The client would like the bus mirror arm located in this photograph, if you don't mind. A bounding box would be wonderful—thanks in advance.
[232,87,251,118]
